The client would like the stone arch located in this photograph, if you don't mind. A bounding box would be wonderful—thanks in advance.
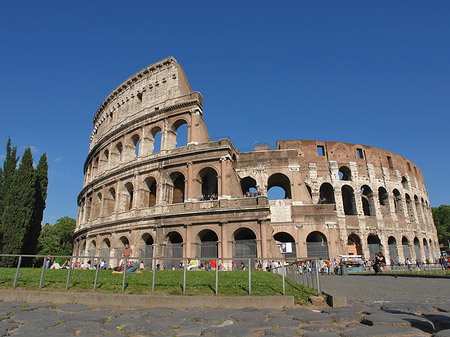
[393,189,404,214]
[274,232,296,259]
[240,176,257,196]
[150,125,162,154]
[341,185,357,215]
[319,182,335,204]
[164,231,183,269]
[267,173,292,199]
[339,166,351,181]
[378,187,390,214]
[423,238,430,261]
[414,195,423,223]
[233,228,257,262]
[361,185,375,216]
[131,133,140,158]
[100,238,111,268]
[405,194,414,221]
[413,237,422,262]
[169,171,185,204]
[197,229,219,259]
[388,236,399,264]
[143,176,157,207]
[401,176,408,189]
[347,234,362,255]
[306,231,329,259]
[140,233,154,269]
[367,234,381,261]
[124,182,134,210]
[171,118,189,148]
[88,239,97,259]
[198,167,218,199]
[115,142,123,163]
[402,236,412,261]
[105,187,116,215]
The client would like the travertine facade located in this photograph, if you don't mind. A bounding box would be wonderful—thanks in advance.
[73,57,439,268]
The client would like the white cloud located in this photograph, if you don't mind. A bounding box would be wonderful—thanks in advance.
[54,156,63,163]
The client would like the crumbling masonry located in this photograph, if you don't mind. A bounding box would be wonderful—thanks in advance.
[73,57,439,268]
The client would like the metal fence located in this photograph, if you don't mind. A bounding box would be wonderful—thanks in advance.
[0,254,322,296]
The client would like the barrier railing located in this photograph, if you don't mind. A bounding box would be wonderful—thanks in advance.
[347,263,450,275]
[0,254,322,296]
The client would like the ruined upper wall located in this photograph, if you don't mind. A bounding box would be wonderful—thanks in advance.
[88,57,200,151]
[276,139,426,189]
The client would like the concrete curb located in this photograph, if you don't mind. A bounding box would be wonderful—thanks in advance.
[0,290,294,309]
[322,291,347,307]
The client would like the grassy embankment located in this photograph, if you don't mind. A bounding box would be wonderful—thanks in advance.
[0,268,317,304]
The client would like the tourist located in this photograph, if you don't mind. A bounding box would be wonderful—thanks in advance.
[240,262,245,270]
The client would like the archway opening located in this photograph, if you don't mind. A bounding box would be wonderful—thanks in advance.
[378,187,390,214]
[165,231,183,269]
[170,172,185,204]
[342,185,356,215]
[240,176,258,197]
[306,231,329,260]
[197,229,218,259]
[173,119,188,148]
[338,166,351,181]
[124,182,134,210]
[402,237,411,261]
[101,239,111,269]
[140,233,154,270]
[319,183,335,204]
[361,185,374,216]
[131,134,140,158]
[267,173,291,200]
[274,232,296,259]
[144,177,157,207]
[423,238,429,261]
[151,126,162,154]
[388,236,399,264]
[199,167,218,200]
[233,228,257,267]
[414,237,422,262]
[367,235,381,261]
[347,234,362,255]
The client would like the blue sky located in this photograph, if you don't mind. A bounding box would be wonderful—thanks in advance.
[0,1,449,225]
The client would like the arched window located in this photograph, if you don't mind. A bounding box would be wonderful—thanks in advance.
[131,134,140,158]
[405,194,414,221]
[306,231,329,259]
[319,183,335,204]
[393,189,403,214]
[170,172,185,204]
[267,173,292,200]
[274,232,296,259]
[116,142,123,162]
[423,238,430,261]
[124,182,134,210]
[378,187,390,214]
[401,176,408,189]
[172,119,188,148]
[414,195,423,223]
[150,126,162,154]
[361,185,375,216]
[199,167,218,200]
[338,166,351,181]
[88,240,96,260]
[101,238,111,268]
[240,176,257,197]
[144,177,157,207]
[341,185,356,215]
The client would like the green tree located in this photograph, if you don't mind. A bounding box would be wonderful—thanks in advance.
[432,204,450,248]
[38,216,76,257]
[0,138,18,251]
[1,149,36,259]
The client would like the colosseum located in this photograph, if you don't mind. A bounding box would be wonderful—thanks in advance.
[73,56,440,269]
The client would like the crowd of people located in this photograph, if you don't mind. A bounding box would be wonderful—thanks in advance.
[200,194,218,201]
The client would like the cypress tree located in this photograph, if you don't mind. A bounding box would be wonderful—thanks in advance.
[0,138,18,253]
[1,148,36,264]
[22,153,48,259]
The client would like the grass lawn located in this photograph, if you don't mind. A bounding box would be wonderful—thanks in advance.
[0,268,317,304]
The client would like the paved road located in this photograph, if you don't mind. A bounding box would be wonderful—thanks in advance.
[0,275,449,336]
[320,274,448,304]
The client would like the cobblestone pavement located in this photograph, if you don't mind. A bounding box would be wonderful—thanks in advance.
[0,275,449,336]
